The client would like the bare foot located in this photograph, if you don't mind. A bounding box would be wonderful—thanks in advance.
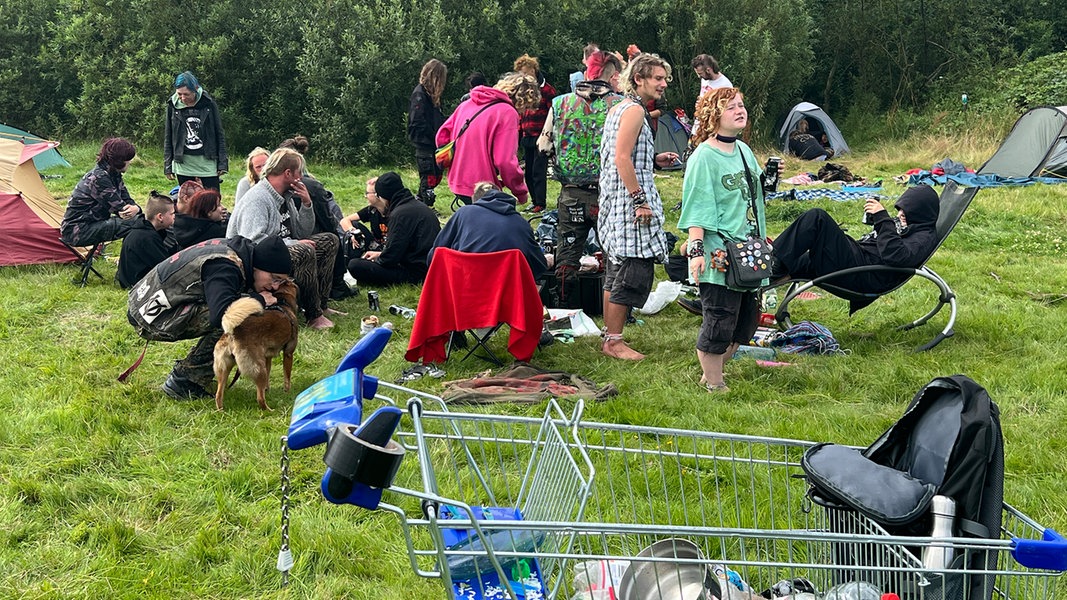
[323,307,348,316]
[307,315,334,330]
[602,338,645,360]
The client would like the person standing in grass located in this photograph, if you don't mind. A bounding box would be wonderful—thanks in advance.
[164,71,228,191]
[679,87,768,392]
[408,59,447,208]
[597,53,680,361]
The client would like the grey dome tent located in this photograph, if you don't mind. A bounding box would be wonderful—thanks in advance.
[977,105,1067,177]
[777,102,850,157]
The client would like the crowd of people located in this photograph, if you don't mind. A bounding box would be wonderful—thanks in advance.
[59,48,939,399]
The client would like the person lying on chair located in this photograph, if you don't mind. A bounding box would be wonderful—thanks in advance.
[770,185,940,294]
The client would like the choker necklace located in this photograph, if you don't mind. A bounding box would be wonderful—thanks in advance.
[715,133,737,143]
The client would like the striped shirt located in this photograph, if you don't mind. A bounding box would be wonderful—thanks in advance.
[597,98,669,263]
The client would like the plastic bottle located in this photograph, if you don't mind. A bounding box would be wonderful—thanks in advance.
[823,581,882,600]
[922,495,957,570]
[763,288,779,310]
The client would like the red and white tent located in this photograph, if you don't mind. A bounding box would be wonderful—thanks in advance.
[0,137,78,266]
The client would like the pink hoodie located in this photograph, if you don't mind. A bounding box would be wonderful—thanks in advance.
[436,86,529,203]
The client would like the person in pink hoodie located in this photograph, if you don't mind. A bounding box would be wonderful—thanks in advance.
[436,72,541,208]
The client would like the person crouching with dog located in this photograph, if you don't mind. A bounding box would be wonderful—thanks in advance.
[127,235,293,400]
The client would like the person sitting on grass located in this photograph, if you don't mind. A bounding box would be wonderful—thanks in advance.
[346,172,440,287]
[173,189,227,249]
[117,192,176,289]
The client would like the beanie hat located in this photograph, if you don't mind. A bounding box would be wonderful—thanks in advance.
[175,71,200,90]
[374,172,406,202]
[252,235,292,274]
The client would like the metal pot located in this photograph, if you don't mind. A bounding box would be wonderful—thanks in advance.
[618,538,722,600]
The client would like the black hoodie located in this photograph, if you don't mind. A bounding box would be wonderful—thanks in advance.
[857,184,940,269]
[376,190,441,275]
[429,190,548,279]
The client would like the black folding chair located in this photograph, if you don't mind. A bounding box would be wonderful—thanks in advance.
[770,182,980,351]
[59,238,106,286]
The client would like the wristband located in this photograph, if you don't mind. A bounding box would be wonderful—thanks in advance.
[687,239,705,258]
[630,188,647,207]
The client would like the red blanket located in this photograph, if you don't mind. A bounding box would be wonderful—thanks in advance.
[404,248,543,364]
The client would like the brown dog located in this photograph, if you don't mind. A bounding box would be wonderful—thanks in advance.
[213,279,299,411]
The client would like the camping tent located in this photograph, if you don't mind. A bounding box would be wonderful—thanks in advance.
[0,124,71,171]
[977,105,1067,177]
[0,138,78,266]
[655,112,691,170]
[777,102,851,157]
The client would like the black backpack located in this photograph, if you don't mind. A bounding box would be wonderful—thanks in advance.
[802,375,1004,600]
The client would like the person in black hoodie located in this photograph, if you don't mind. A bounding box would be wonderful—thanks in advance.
[173,188,227,249]
[770,185,941,296]
[408,59,447,207]
[429,183,547,280]
[346,172,441,286]
[117,192,176,288]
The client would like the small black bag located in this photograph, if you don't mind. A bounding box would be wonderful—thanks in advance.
[723,152,772,289]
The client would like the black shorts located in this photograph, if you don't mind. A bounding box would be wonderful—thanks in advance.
[603,257,655,308]
[697,283,760,354]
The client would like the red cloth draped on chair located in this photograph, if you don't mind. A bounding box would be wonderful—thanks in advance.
[405,248,543,364]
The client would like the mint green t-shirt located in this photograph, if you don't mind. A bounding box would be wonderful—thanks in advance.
[677,141,768,288]
[172,153,218,178]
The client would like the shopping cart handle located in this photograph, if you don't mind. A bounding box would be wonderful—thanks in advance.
[1012,529,1067,571]
[335,326,392,374]
[321,406,405,509]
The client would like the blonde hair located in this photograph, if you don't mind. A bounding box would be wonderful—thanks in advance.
[691,87,743,145]
[620,52,672,96]
[245,147,269,184]
[420,59,447,106]
[472,181,498,201]
[262,148,305,178]
[494,72,541,112]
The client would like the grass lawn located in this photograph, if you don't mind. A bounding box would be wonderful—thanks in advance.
[2,133,1066,598]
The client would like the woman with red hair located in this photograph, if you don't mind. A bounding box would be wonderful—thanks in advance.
[60,137,142,247]
[173,189,227,249]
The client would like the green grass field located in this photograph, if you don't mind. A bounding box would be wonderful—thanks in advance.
[2,134,1066,599]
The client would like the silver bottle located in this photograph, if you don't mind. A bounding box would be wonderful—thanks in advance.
[922,495,957,570]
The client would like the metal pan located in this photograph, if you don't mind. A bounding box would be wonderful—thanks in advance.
[618,538,722,600]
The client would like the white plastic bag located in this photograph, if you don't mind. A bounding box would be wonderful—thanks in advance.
[546,309,601,337]
[636,280,683,315]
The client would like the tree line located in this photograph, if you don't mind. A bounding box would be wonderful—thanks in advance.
[2,0,1063,164]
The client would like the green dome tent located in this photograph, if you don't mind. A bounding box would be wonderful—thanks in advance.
[978,106,1067,177]
[0,124,71,171]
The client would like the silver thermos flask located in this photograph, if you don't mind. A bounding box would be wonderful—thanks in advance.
[922,495,956,570]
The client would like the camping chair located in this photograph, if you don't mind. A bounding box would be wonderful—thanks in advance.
[771,181,980,351]
[404,248,544,367]
[59,237,106,286]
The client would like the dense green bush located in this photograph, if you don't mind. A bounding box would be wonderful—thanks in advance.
[1,0,1063,163]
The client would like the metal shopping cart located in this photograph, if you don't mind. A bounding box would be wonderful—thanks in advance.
[283,329,1067,600]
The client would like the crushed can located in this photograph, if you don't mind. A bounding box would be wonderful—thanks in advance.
[368,290,380,312]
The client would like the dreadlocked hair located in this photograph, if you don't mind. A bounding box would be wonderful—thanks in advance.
[420,59,448,106]
[691,87,742,146]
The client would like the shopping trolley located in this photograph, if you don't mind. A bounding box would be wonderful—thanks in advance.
[283,329,1067,600]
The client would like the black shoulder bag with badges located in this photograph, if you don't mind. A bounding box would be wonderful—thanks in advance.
[723,151,773,289]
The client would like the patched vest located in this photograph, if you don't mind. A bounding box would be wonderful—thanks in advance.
[550,92,622,185]
[127,239,244,341]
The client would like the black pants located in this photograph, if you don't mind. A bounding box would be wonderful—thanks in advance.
[554,185,599,275]
[520,136,548,208]
[347,258,424,287]
[173,330,222,388]
[414,147,441,207]
[61,216,135,247]
[773,208,881,291]
[177,174,221,191]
